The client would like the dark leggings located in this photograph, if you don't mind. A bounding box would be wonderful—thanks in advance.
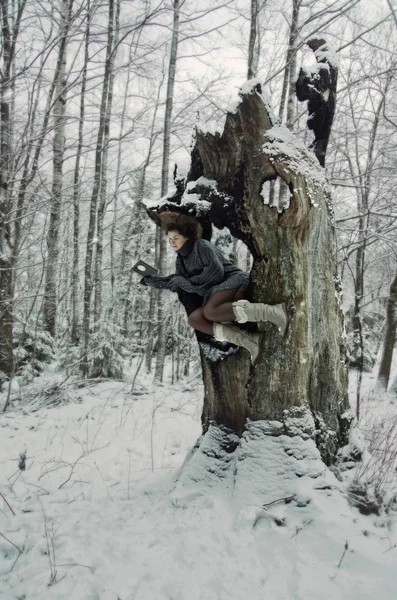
[187,288,242,336]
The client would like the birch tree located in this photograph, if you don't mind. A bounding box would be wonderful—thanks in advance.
[43,0,74,337]
[81,0,115,376]
[153,0,180,383]
[71,0,91,345]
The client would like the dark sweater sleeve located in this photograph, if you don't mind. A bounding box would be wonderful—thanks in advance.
[175,241,225,295]
[140,274,175,290]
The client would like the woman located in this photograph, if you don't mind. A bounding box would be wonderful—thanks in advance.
[140,213,287,362]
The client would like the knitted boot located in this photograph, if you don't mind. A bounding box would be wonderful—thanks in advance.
[213,322,260,363]
[232,300,288,336]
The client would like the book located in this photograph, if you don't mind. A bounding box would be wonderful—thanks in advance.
[132,260,157,277]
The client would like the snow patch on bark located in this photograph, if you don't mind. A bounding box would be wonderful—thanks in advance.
[239,78,279,126]
[199,342,238,362]
[186,176,218,191]
[262,125,333,210]
[282,406,316,440]
[180,192,212,215]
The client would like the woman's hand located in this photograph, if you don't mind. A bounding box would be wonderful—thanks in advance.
[139,275,152,286]
[168,275,186,292]
[139,274,184,292]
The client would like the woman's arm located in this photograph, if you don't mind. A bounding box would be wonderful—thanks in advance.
[140,274,176,290]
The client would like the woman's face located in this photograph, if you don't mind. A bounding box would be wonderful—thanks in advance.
[168,229,189,251]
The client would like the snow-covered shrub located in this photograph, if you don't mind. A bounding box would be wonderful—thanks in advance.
[13,325,55,384]
[55,341,81,376]
[345,310,384,371]
[0,369,8,392]
[350,406,397,514]
[87,321,128,379]
[9,379,83,411]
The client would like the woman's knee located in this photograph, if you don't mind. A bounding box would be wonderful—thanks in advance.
[202,303,217,321]
[188,309,203,329]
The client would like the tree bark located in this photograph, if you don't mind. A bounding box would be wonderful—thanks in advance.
[94,0,120,326]
[285,0,300,129]
[110,38,134,306]
[247,0,259,80]
[81,0,114,376]
[43,0,73,337]
[0,0,27,376]
[377,271,397,391]
[148,80,349,464]
[154,0,180,383]
[351,93,385,417]
[278,0,300,209]
[71,0,90,345]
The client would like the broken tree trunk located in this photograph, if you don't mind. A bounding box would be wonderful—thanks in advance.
[147,79,349,465]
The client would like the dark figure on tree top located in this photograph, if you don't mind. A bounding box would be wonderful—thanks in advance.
[296,38,338,167]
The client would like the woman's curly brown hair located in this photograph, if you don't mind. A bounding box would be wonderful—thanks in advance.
[160,212,202,240]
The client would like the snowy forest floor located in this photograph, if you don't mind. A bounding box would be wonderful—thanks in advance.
[1,362,397,599]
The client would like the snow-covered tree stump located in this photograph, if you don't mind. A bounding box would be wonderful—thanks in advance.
[147,78,350,466]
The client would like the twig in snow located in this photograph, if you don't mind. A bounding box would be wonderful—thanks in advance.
[56,562,94,573]
[9,545,23,573]
[51,443,109,489]
[127,449,132,500]
[68,493,84,504]
[382,537,397,553]
[290,519,313,538]
[0,492,15,515]
[8,470,22,491]
[337,541,349,568]
[24,481,50,495]
[0,531,22,553]
[42,506,60,586]
[94,462,110,498]
[263,495,294,508]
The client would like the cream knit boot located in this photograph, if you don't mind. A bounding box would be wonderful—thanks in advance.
[232,300,288,336]
[213,322,259,363]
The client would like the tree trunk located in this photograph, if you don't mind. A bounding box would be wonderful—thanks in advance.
[110,38,133,306]
[247,0,258,80]
[285,0,300,129]
[43,0,73,337]
[81,0,114,376]
[278,0,300,209]
[377,271,397,391]
[94,0,120,325]
[0,0,27,377]
[71,0,90,345]
[148,79,349,465]
[154,0,180,383]
[351,93,385,416]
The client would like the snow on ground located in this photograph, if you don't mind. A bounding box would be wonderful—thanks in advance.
[1,365,397,599]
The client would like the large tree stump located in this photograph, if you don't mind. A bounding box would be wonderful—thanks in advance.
[147,78,349,465]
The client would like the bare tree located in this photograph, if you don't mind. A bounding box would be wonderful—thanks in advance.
[93,0,121,325]
[247,0,259,80]
[81,0,115,376]
[0,0,27,377]
[71,0,91,345]
[153,0,181,383]
[377,270,397,392]
[43,0,74,337]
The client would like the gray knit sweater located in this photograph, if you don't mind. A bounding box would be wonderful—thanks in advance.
[141,238,249,303]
